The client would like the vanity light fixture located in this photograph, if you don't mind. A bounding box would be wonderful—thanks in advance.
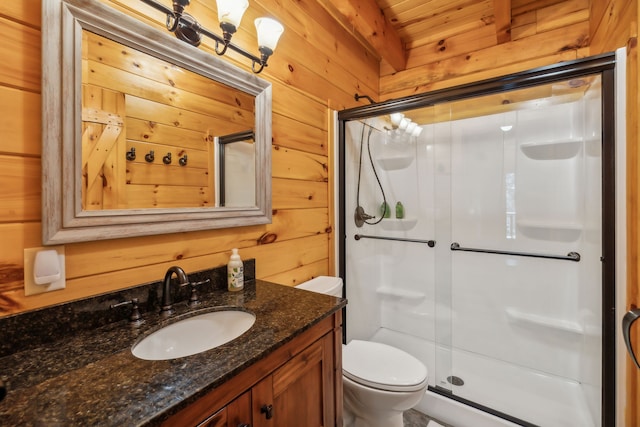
[139,0,284,73]
[388,112,423,138]
[405,121,418,135]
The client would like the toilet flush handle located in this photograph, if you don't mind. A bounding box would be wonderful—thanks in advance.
[623,307,640,369]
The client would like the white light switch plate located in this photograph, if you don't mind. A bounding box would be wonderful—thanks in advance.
[24,246,66,296]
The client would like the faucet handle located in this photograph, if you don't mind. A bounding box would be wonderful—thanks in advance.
[110,298,144,326]
[181,279,210,306]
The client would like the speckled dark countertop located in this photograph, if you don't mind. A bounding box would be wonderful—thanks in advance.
[0,274,346,426]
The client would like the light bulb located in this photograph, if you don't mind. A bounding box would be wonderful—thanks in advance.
[411,126,423,137]
[399,118,410,130]
[390,113,404,126]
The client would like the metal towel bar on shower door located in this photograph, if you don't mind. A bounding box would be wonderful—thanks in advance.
[354,234,436,247]
[450,242,581,262]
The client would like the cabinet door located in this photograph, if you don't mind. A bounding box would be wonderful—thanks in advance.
[252,333,335,427]
[198,391,251,427]
[226,391,252,427]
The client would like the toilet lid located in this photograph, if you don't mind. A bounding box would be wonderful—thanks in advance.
[342,340,428,392]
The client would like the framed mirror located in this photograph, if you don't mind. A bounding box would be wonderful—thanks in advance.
[42,0,272,244]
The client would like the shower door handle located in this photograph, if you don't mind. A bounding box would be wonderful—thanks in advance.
[623,308,640,369]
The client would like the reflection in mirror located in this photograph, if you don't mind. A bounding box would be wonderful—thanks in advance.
[81,30,255,210]
[42,0,272,244]
[217,131,256,207]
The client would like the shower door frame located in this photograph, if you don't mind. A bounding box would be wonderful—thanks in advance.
[337,52,617,426]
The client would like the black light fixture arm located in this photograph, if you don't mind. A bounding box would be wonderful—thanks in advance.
[138,0,270,73]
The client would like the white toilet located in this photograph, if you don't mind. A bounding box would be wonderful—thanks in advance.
[296,276,429,427]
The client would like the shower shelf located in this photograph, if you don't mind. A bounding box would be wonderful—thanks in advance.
[380,217,418,231]
[505,307,583,337]
[516,219,582,230]
[376,286,426,299]
[517,220,582,242]
[519,138,582,160]
[376,155,415,170]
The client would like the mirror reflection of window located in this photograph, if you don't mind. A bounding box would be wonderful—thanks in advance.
[216,131,256,207]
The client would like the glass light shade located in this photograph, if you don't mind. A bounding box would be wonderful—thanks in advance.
[411,126,423,137]
[398,117,410,130]
[255,18,284,51]
[405,121,418,134]
[390,113,404,126]
[217,0,249,27]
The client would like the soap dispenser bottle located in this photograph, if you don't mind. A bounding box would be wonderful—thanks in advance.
[395,201,405,219]
[380,201,391,218]
[227,248,244,292]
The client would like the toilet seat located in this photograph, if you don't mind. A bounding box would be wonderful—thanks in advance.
[342,340,428,392]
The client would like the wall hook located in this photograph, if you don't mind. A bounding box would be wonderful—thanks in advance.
[163,152,172,164]
[145,150,155,163]
[126,147,136,161]
[179,154,188,166]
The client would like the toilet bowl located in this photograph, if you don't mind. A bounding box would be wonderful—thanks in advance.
[296,276,429,427]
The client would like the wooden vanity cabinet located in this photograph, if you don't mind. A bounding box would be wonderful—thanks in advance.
[164,311,343,427]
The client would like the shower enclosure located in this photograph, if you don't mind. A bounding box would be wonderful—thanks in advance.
[338,54,617,426]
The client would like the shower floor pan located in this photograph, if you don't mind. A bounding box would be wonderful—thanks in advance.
[370,328,595,427]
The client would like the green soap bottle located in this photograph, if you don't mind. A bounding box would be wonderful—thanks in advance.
[395,201,405,219]
[380,202,391,218]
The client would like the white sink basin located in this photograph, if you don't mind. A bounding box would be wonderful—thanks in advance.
[132,310,256,360]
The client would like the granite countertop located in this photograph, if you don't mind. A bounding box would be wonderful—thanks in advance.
[0,280,346,426]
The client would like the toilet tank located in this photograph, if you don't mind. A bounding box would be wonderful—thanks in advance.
[295,276,343,297]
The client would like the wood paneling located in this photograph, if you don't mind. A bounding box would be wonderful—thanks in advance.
[272,146,328,181]
[493,0,512,44]
[380,0,590,100]
[0,86,40,156]
[0,1,41,28]
[381,21,589,99]
[0,156,40,223]
[272,178,328,210]
[320,0,407,71]
[0,16,40,93]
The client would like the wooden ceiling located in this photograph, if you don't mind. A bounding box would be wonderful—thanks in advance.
[320,0,515,72]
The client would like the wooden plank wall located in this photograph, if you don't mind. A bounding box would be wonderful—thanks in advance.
[379,0,592,100]
[0,0,378,316]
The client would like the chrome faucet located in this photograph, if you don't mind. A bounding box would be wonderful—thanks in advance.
[161,266,189,316]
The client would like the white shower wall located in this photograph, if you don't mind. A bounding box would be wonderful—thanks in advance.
[344,91,602,426]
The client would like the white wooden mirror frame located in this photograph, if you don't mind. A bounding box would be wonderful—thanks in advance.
[42,0,272,244]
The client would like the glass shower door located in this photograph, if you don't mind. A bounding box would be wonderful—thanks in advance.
[436,76,603,426]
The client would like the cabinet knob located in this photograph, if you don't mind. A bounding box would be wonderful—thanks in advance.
[260,404,273,420]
